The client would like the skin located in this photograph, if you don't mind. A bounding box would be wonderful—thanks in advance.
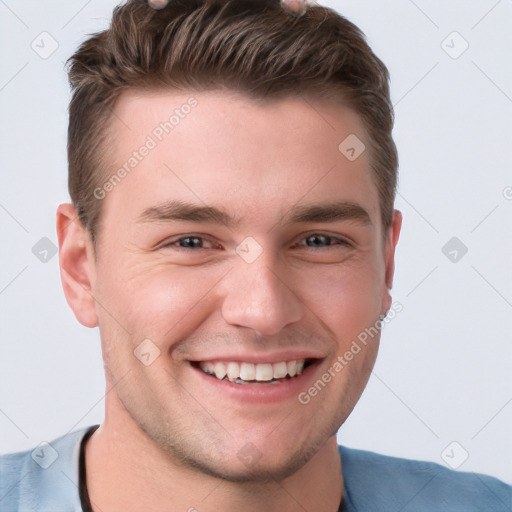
[57,90,402,512]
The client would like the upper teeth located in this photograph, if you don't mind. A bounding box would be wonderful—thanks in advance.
[199,360,306,382]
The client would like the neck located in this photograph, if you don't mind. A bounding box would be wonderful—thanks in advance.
[85,399,344,512]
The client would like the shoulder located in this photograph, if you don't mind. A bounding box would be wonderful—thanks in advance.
[0,427,93,512]
[339,445,512,511]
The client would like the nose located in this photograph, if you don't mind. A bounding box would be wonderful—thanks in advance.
[220,253,303,336]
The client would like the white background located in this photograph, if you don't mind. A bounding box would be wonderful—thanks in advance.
[1,0,511,485]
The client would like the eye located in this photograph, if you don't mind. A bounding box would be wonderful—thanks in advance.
[159,236,220,250]
[176,237,205,249]
[295,234,352,249]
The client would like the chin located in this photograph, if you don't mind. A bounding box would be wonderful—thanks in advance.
[177,434,329,484]
[188,452,309,483]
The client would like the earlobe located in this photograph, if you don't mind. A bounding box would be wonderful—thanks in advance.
[56,203,99,328]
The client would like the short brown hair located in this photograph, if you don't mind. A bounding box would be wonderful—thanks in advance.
[67,0,397,242]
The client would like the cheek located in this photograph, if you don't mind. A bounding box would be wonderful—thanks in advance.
[97,259,228,344]
[297,259,383,343]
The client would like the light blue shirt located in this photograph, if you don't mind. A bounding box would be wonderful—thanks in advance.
[1,426,511,511]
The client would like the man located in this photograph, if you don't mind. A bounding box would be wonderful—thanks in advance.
[0,0,510,510]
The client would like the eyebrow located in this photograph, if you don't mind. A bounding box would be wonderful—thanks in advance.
[137,200,234,227]
[287,201,371,225]
[136,199,371,227]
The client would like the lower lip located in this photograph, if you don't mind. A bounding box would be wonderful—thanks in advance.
[189,361,322,404]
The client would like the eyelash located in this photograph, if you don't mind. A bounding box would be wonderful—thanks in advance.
[159,233,352,251]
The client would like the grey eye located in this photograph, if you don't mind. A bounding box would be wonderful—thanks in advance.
[304,235,333,248]
[178,237,204,249]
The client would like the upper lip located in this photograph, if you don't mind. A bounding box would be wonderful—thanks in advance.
[189,350,325,365]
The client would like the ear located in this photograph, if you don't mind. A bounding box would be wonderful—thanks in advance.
[56,203,98,328]
[381,209,402,312]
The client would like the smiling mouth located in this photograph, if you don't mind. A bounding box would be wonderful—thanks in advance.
[192,359,316,385]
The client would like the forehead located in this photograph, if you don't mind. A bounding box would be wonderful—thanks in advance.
[102,89,380,229]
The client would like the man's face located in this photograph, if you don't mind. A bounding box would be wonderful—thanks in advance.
[86,90,399,480]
